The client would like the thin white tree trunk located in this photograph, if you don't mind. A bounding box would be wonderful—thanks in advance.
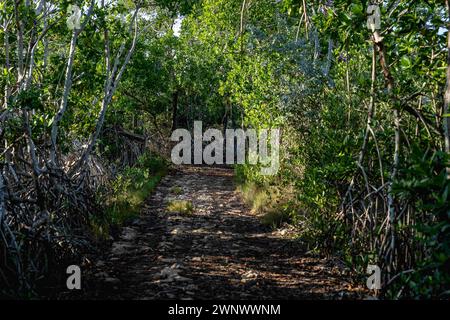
[73,8,140,173]
[42,0,49,71]
[3,12,11,109]
[50,31,79,164]
[50,1,95,165]
[13,1,25,87]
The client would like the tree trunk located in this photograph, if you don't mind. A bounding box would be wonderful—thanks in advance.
[171,89,179,131]
[0,171,5,223]
[444,0,450,178]
[72,7,140,173]
[50,31,78,165]
[14,0,25,87]
[373,30,399,274]
[50,1,95,165]
[3,15,11,109]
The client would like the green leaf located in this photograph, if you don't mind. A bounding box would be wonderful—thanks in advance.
[400,56,412,69]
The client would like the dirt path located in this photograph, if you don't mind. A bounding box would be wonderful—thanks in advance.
[81,166,364,299]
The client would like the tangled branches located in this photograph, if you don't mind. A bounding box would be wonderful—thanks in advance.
[0,135,101,297]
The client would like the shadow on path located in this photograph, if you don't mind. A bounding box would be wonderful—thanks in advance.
[76,166,365,300]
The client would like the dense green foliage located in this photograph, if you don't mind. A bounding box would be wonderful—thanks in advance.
[1,0,449,298]
[166,0,450,298]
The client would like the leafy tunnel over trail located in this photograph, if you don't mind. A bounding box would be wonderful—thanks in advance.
[1,0,450,299]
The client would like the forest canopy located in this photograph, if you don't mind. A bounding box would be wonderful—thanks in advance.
[0,0,449,299]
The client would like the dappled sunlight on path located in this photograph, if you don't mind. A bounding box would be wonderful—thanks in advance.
[81,166,365,299]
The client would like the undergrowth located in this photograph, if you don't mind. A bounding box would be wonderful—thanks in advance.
[93,153,168,238]
[237,178,294,229]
